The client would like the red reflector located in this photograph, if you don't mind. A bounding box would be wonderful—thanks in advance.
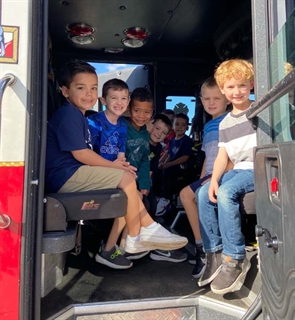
[270,177,278,193]
[124,27,149,39]
[68,23,95,36]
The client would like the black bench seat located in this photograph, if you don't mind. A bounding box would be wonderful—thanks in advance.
[43,189,127,232]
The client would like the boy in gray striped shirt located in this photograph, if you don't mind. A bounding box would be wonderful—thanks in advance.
[197,59,256,294]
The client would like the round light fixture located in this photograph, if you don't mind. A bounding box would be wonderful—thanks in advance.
[69,35,94,45]
[122,38,144,48]
[123,27,149,40]
[104,48,124,54]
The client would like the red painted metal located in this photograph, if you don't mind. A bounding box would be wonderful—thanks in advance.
[0,166,24,320]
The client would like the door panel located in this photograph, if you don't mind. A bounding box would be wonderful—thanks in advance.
[255,143,295,320]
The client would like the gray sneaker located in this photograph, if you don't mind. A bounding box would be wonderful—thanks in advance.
[149,249,187,263]
[198,250,222,287]
[95,245,133,269]
[210,255,251,295]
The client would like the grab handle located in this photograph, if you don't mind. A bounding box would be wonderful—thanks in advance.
[0,73,16,148]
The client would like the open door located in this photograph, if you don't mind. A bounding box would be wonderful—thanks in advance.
[254,143,295,320]
[250,3,295,318]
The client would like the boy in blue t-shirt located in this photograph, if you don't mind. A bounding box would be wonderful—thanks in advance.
[88,78,136,269]
[156,113,193,215]
[45,60,188,270]
[179,76,229,279]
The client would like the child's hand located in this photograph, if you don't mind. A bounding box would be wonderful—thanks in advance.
[158,162,164,169]
[114,157,137,176]
[162,163,170,169]
[141,189,149,196]
[208,180,218,203]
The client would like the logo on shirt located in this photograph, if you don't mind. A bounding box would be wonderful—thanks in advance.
[100,132,120,155]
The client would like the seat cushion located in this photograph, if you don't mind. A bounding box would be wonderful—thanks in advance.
[239,191,255,215]
[44,189,127,231]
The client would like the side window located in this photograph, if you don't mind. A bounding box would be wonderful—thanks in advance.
[269,9,295,142]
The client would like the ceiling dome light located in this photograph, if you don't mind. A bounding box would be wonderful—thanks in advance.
[124,27,149,40]
[70,35,94,45]
[122,38,144,48]
[104,48,124,53]
[67,23,95,36]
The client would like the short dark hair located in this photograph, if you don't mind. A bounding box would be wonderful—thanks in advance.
[130,87,153,108]
[60,60,96,88]
[174,112,189,124]
[153,113,172,130]
[102,78,129,98]
[161,109,175,117]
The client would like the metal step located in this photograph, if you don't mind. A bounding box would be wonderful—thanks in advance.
[48,296,246,320]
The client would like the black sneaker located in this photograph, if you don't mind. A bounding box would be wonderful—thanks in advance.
[149,249,187,263]
[210,256,251,294]
[124,250,150,260]
[198,250,222,287]
[95,245,133,269]
[192,245,206,278]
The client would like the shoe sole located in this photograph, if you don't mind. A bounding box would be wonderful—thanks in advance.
[192,263,206,279]
[140,238,188,251]
[125,251,150,260]
[198,264,222,286]
[95,255,133,270]
[150,252,187,263]
[210,259,251,295]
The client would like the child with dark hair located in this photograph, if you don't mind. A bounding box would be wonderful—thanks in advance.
[122,87,154,197]
[45,61,188,270]
[156,113,193,215]
[88,78,129,159]
[160,109,176,157]
[148,114,188,263]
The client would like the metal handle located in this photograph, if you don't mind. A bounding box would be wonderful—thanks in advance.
[0,74,16,227]
[0,73,16,137]
[0,213,11,229]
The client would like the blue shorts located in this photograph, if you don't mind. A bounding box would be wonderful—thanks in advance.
[189,174,212,193]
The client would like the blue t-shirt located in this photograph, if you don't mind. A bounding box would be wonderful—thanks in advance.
[87,111,127,161]
[202,112,228,175]
[169,134,193,162]
[45,102,92,193]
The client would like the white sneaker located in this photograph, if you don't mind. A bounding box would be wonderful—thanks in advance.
[125,235,152,254]
[156,198,170,215]
[139,223,188,250]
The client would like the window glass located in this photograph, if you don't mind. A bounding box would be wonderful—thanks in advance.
[269,9,295,142]
[166,96,196,135]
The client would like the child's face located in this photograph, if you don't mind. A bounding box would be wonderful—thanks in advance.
[173,117,188,138]
[220,77,254,109]
[62,73,98,114]
[150,120,169,144]
[101,88,130,118]
[129,100,153,130]
[201,86,228,119]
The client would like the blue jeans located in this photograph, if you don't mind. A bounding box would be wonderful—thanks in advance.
[196,169,254,260]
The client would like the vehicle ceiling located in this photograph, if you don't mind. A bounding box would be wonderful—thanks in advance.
[49,0,252,72]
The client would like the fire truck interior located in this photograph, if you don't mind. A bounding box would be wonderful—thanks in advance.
[38,0,260,319]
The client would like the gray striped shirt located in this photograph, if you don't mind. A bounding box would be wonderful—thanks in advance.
[218,109,257,169]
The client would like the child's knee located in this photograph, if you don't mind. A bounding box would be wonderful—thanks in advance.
[118,171,136,190]
[180,186,194,202]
